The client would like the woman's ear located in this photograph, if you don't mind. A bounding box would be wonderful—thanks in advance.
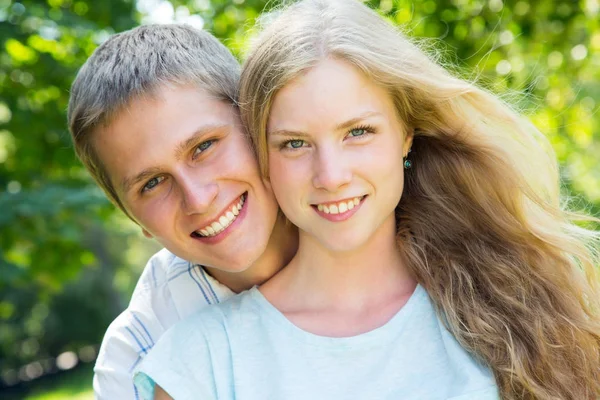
[403,128,415,157]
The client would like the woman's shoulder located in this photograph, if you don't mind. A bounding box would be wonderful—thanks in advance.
[170,287,260,338]
[133,289,261,399]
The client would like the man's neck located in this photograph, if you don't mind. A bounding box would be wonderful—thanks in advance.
[204,216,298,293]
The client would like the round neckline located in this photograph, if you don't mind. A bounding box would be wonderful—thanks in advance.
[248,284,426,349]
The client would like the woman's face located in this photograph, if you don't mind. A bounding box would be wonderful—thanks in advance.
[267,59,412,253]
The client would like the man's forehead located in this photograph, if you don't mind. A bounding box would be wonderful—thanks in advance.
[91,85,241,192]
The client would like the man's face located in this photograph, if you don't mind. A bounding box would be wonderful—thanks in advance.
[93,84,280,272]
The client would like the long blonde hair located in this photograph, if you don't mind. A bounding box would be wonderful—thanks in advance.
[239,0,600,398]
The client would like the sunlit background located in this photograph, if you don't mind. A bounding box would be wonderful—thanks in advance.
[1,0,599,398]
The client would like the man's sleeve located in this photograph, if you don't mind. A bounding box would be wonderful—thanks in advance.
[93,311,148,399]
[93,251,172,400]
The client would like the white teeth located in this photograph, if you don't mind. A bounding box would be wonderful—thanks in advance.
[317,197,363,215]
[338,202,348,213]
[195,194,246,237]
[219,216,229,227]
[211,221,223,232]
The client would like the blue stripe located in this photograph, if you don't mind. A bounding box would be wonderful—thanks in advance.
[130,317,153,350]
[125,327,149,355]
[134,381,140,400]
[168,267,191,282]
[132,312,154,346]
[199,266,220,303]
[150,263,157,287]
[169,260,189,272]
[188,263,212,305]
[129,354,143,373]
[192,265,217,304]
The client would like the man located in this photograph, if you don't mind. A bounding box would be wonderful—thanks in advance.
[67,24,297,399]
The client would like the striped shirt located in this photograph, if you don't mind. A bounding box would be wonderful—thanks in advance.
[93,248,234,400]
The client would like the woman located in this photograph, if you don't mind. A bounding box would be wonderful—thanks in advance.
[136,1,600,399]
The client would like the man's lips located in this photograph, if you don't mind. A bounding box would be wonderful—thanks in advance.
[191,192,247,238]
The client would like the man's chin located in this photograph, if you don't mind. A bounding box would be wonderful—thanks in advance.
[195,248,260,274]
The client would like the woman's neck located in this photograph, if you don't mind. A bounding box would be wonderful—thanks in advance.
[261,216,416,315]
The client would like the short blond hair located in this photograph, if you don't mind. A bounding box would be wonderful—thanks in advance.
[68,24,240,216]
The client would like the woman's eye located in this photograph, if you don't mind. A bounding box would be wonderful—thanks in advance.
[142,176,165,193]
[193,140,214,158]
[285,139,306,149]
[347,128,367,137]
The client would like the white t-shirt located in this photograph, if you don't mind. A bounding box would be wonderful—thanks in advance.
[135,284,499,400]
[93,248,234,400]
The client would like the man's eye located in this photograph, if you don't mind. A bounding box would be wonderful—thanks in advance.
[142,176,165,193]
[284,139,306,149]
[193,140,214,158]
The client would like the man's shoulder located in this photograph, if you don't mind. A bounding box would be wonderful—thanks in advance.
[134,248,189,290]
[94,251,190,366]
[96,247,240,360]
[133,248,232,296]
[94,250,236,399]
[128,247,239,329]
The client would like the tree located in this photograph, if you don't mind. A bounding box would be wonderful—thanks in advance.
[1,0,598,387]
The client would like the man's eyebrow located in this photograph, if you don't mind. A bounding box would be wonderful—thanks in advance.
[269,111,382,138]
[174,124,229,160]
[121,167,163,194]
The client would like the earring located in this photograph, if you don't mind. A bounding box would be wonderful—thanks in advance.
[403,148,412,169]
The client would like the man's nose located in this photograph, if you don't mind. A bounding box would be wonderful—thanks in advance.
[179,174,219,216]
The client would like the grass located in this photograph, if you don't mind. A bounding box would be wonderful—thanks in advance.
[26,363,94,400]
[1,363,94,400]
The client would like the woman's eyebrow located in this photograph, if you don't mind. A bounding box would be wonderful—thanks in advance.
[334,111,382,131]
[270,111,382,138]
[269,129,310,138]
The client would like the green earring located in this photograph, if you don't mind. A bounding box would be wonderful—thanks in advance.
[404,159,412,169]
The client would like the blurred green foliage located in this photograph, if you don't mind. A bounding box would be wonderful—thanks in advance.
[0,0,598,391]
[0,0,147,388]
[3,363,94,399]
